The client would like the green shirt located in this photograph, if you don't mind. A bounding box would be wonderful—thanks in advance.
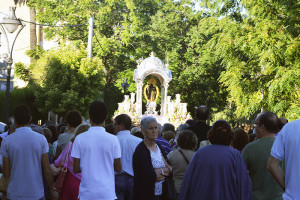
[242,137,283,200]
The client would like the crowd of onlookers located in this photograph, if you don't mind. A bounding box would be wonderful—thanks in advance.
[0,101,298,200]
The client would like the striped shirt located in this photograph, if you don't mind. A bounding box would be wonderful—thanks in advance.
[155,135,172,155]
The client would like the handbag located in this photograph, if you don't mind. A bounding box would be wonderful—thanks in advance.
[163,174,178,200]
[0,175,9,194]
[54,143,71,193]
[160,151,178,200]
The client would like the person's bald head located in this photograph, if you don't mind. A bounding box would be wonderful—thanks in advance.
[255,111,278,134]
[195,105,209,121]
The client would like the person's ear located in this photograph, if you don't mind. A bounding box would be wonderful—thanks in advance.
[13,117,19,128]
[120,123,125,130]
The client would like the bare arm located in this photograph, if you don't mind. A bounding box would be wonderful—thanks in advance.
[114,158,122,173]
[154,168,166,182]
[3,156,10,178]
[73,158,81,173]
[267,156,285,190]
[41,153,58,200]
[161,155,172,177]
[161,167,171,177]
[50,164,62,176]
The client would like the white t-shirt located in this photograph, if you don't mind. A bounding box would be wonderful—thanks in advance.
[71,126,121,200]
[271,119,300,200]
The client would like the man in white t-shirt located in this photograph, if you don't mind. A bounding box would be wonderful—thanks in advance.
[113,114,142,200]
[268,119,300,199]
[71,101,122,200]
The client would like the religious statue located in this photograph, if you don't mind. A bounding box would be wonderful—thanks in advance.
[143,78,159,102]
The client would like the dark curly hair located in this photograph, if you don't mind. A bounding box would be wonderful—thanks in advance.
[208,120,233,146]
[232,128,249,151]
[65,110,82,128]
[177,130,198,150]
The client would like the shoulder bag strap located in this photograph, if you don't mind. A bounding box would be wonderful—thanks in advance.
[63,142,72,167]
[178,149,190,165]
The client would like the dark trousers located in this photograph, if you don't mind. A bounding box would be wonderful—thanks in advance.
[115,173,134,200]
[154,195,161,200]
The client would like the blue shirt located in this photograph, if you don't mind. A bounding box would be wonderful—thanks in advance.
[116,130,142,176]
[155,135,172,155]
[0,127,48,200]
[0,131,8,139]
[271,119,300,200]
[179,145,252,200]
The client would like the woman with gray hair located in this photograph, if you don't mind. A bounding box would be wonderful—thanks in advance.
[167,130,197,194]
[133,116,173,200]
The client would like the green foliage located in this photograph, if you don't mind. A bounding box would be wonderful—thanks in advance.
[0,88,44,123]
[25,45,45,60]
[21,0,300,123]
[215,0,300,120]
[14,62,30,82]
[30,44,106,117]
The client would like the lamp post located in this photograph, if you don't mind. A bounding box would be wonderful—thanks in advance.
[0,7,25,123]
[121,78,130,95]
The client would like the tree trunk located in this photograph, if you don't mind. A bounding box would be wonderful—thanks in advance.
[29,8,37,62]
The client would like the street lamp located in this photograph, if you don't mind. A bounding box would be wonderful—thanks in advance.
[121,78,130,95]
[0,7,25,123]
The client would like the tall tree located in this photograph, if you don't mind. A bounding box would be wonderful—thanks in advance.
[215,0,300,120]
[21,0,299,122]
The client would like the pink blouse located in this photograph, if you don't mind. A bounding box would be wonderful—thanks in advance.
[54,142,82,180]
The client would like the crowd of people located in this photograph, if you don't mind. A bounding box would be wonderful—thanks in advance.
[0,101,299,200]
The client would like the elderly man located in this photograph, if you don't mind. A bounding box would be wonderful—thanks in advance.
[268,119,300,199]
[242,111,283,200]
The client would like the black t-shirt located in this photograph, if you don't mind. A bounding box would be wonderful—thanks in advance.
[188,121,211,149]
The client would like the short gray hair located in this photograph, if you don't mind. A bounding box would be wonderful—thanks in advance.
[131,127,140,134]
[177,123,189,133]
[140,116,157,130]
